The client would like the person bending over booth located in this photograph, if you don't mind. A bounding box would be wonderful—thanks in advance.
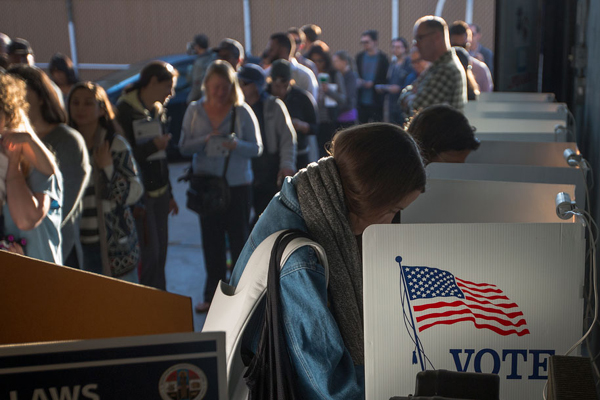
[406,104,480,164]
[229,122,426,399]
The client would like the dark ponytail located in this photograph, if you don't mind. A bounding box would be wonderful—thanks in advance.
[124,60,178,94]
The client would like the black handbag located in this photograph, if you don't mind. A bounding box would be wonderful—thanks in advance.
[186,173,230,216]
[244,230,310,400]
[184,107,236,216]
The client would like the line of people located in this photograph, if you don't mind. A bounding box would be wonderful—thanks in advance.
[0,14,492,303]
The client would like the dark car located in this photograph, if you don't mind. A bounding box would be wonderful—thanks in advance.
[96,53,197,159]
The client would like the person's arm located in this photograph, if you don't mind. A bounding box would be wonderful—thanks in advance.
[57,132,91,224]
[280,248,364,399]
[95,135,144,206]
[301,91,319,135]
[273,98,297,179]
[5,146,51,231]
[376,53,390,85]
[178,103,209,156]
[323,71,347,106]
[3,130,58,177]
[227,105,263,158]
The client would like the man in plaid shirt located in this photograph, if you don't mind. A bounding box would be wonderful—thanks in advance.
[401,16,467,116]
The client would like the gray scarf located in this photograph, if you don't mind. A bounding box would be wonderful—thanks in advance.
[295,157,364,365]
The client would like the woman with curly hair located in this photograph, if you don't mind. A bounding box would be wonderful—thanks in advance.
[9,65,90,268]
[0,72,62,263]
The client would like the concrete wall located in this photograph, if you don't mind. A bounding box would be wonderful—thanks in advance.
[0,0,495,81]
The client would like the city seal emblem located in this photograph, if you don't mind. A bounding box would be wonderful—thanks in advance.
[159,363,208,400]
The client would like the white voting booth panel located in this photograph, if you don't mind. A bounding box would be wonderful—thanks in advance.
[478,92,556,102]
[426,163,587,210]
[401,179,576,224]
[465,141,579,168]
[465,110,568,125]
[363,223,585,400]
[469,118,568,142]
[466,101,567,113]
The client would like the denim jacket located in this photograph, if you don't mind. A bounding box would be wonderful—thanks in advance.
[229,176,365,399]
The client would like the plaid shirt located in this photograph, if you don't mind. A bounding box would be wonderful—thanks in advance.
[410,48,467,113]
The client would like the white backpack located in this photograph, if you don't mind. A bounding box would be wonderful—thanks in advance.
[202,230,328,399]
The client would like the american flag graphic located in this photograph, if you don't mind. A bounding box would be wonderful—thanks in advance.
[401,265,530,336]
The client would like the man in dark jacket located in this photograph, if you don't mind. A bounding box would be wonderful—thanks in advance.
[356,29,389,123]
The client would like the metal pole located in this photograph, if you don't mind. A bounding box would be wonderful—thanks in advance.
[65,0,79,72]
[465,0,474,24]
[435,0,447,17]
[243,0,252,55]
[397,257,425,371]
[392,0,399,40]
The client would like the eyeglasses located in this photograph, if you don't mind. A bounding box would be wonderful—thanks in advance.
[413,31,437,43]
[360,40,371,45]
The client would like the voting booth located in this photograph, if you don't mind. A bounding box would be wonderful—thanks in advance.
[464,102,569,124]
[426,163,587,210]
[401,179,576,224]
[478,92,556,102]
[466,101,567,114]
[465,141,579,168]
[0,332,227,399]
[468,117,569,142]
[363,223,585,400]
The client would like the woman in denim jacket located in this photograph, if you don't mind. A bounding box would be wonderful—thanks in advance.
[230,122,426,399]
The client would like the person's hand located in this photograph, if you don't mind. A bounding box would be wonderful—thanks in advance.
[291,118,307,134]
[133,205,146,220]
[153,133,171,150]
[277,168,295,187]
[221,137,238,150]
[169,198,179,216]
[374,84,386,93]
[321,83,330,93]
[2,137,23,165]
[1,130,33,147]
[93,140,112,169]
[363,80,374,89]
[7,242,24,255]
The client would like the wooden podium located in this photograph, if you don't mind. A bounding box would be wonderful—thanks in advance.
[0,251,193,345]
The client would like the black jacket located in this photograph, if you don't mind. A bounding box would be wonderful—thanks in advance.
[116,90,172,195]
[356,50,390,108]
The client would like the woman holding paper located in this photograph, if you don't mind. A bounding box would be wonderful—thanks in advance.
[116,61,179,290]
[306,45,346,158]
[228,123,426,398]
[179,60,262,313]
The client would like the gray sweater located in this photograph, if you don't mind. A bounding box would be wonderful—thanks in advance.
[42,124,91,262]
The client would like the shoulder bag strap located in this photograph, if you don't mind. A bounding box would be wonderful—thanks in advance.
[222,106,236,178]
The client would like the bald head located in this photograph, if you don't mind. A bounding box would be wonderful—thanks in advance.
[0,33,10,56]
[413,16,450,62]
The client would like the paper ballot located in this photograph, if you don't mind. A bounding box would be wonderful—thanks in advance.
[132,118,167,161]
[325,83,338,107]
